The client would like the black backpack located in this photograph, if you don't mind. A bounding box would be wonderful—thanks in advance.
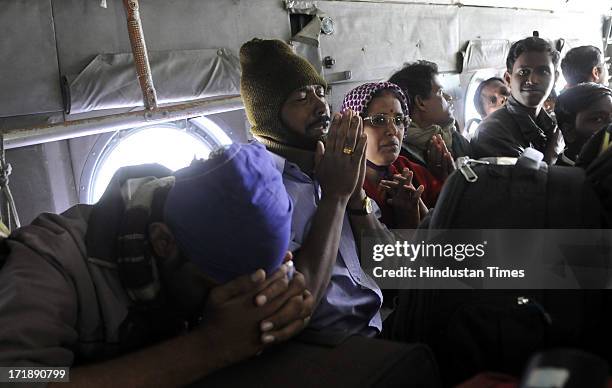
[583,142,612,226]
[383,153,612,386]
[0,237,9,271]
[429,154,603,228]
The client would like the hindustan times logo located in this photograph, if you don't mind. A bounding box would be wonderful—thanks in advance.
[372,241,487,262]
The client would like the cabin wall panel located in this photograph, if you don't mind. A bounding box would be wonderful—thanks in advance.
[317,1,459,75]
[458,0,611,13]
[52,0,291,79]
[457,7,603,49]
[5,141,76,225]
[42,141,79,214]
[0,0,63,117]
[51,0,132,78]
[329,0,611,13]
[6,146,52,225]
[137,0,291,53]
[316,1,460,112]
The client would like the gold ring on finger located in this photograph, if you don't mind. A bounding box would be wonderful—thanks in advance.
[342,146,354,155]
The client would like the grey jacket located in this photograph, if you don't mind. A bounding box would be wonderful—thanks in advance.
[0,205,131,368]
[0,164,174,369]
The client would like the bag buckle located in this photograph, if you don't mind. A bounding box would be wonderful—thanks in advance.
[456,157,489,183]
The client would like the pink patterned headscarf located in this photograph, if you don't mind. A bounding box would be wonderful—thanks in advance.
[340,81,410,117]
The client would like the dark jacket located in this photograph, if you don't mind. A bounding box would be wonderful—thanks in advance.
[471,96,560,159]
[450,129,473,159]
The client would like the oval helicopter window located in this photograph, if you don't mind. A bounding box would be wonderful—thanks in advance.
[464,69,503,138]
[554,73,567,95]
[88,117,232,204]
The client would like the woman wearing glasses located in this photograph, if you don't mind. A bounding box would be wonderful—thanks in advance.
[341,82,442,228]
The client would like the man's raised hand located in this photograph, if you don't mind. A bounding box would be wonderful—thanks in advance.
[314,111,367,201]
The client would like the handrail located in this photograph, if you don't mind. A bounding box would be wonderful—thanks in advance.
[2,96,244,150]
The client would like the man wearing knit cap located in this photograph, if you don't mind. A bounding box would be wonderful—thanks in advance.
[240,38,388,337]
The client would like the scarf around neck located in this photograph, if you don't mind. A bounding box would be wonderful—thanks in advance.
[404,121,455,161]
[117,176,175,306]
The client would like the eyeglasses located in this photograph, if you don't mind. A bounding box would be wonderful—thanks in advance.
[363,114,410,129]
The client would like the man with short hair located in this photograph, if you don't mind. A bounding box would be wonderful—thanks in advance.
[561,45,609,88]
[240,38,386,337]
[471,36,564,164]
[474,77,510,120]
[389,60,471,176]
[0,147,313,387]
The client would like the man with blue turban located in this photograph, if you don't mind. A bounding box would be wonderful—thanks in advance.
[0,142,312,386]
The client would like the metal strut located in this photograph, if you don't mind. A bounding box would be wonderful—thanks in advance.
[123,0,158,110]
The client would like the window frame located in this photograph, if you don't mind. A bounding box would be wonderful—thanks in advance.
[80,116,231,204]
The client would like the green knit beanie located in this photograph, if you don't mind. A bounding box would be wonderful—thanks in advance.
[240,38,327,148]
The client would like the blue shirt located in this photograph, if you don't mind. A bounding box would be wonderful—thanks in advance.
[268,152,383,336]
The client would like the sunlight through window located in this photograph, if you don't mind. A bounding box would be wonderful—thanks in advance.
[89,124,216,203]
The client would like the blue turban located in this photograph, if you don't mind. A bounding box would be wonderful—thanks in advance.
[164,142,292,283]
